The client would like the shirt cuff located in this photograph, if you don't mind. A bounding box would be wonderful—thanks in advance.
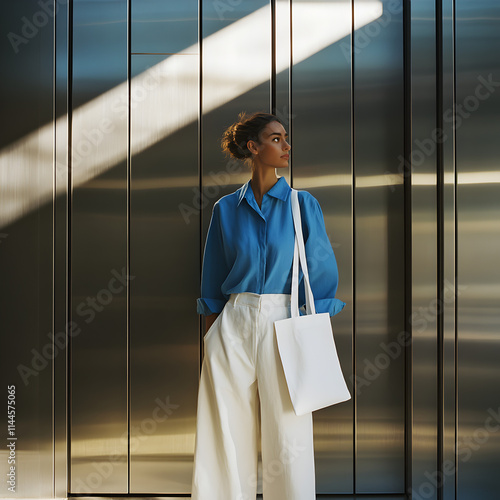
[197,297,227,316]
[312,297,346,317]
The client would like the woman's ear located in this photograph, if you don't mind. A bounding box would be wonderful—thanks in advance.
[247,139,259,155]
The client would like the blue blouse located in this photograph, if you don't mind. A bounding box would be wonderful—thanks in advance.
[197,176,346,317]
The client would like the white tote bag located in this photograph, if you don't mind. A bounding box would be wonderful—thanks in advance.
[274,189,351,416]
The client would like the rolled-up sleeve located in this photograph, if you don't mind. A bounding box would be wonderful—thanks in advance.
[197,202,229,315]
[299,193,346,317]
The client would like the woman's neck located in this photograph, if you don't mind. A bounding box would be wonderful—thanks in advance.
[250,169,279,207]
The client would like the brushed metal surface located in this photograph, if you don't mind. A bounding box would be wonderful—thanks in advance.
[410,1,438,498]
[70,0,129,492]
[291,0,354,492]
[129,54,199,493]
[353,0,406,493]
[456,1,500,498]
[131,0,198,54]
[0,2,55,497]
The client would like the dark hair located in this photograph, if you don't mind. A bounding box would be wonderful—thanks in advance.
[221,111,284,161]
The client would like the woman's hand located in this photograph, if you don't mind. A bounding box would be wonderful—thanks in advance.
[205,313,219,334]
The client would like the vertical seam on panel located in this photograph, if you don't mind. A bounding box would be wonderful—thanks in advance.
[289,0,293,187]
[452,0,458,497]
[271,0,276,113]
[436,0,445,497]
[127,0,131,492]
[403,0,413,497]
[67,0,73,492]
[351,0,356,493]
[199,0,204,366]
[52,0,57,493]
[288,0,292,186]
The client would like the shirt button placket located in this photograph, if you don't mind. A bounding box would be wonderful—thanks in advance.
[261,220,267,294]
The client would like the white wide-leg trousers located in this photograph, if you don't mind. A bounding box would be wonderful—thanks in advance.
[191,292,316,500]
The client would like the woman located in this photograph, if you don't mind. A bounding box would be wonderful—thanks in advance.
[191,111,345,500]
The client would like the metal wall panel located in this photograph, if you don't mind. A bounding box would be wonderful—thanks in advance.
[353,0,406,492]
[456,1,500,498]
[70,0,129,492]
[129,53,199,493]
[291,0,353,493]
[130,2,199,496]
[0,1,55,496]
[201,1,272,494]
[410,1,438,498]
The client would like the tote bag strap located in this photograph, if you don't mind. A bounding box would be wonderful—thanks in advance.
[290,189,316,317]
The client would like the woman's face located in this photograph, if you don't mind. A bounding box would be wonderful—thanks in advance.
[248,121,291,170]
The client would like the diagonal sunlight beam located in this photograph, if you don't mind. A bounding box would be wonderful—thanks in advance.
[0,1,383,229]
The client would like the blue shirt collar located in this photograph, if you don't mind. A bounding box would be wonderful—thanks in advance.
[237,176,291,207]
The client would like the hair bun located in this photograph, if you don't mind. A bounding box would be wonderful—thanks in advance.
[221,122,250,160]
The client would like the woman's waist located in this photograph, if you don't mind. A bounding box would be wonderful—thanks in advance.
[228,292,291,309]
